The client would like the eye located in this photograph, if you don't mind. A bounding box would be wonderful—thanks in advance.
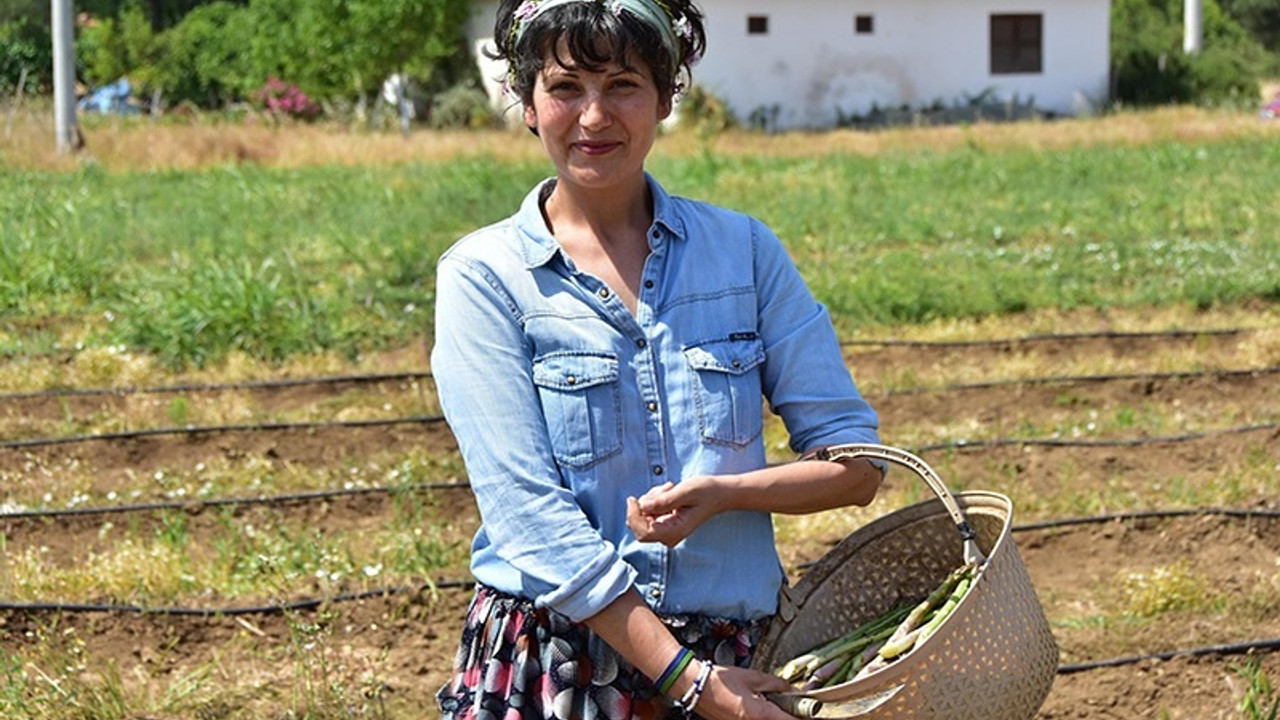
[609,77,642,92]
[545,77,581,94]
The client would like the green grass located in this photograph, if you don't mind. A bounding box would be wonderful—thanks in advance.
[4,135,1279,368]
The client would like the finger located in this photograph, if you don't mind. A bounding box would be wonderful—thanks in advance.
[626,497,653,537]
[636,482,677,513]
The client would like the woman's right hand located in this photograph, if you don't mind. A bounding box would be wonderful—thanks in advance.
[684,663,797,720]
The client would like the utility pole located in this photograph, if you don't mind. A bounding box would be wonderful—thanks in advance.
[1184,0,1203,55]
[52,0,80,154]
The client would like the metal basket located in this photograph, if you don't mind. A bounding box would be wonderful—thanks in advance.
[753,444,1059,719]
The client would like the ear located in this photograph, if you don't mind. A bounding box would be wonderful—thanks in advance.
[658,95,673,122]
[524,102,538,133]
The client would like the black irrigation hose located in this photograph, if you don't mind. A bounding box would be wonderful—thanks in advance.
[912,421,1280,453]
[0,481,472,520]
[4,505,1280,672]
[1,326,1270,402]
[1057,638,1280,674]
[0,371,434,401]
[2,593,1278,678]
[0,414,449,450]
[5,384,1276,453]
[879,366,1280,397]
[4,424,1278,521]
[1012,507,1280,532]
[0,579,476,618]
[840,327,1248,348]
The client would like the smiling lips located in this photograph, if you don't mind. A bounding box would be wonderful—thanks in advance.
[574,140,622,155]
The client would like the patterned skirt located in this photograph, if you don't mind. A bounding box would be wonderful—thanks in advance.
[436,584,771,720]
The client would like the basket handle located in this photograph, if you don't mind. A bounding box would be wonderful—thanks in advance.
[810,443,987,566]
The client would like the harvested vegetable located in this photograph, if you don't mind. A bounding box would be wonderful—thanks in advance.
[774,563,979,689]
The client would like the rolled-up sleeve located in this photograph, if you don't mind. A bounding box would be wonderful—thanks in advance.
[431,252,637,621]
[750,220,881,453]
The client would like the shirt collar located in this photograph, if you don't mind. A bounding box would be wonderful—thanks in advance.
[514,173,686,269]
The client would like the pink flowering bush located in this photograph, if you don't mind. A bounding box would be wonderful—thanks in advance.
[253,76,322,121]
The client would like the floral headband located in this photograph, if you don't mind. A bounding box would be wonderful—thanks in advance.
[509,0,697,66]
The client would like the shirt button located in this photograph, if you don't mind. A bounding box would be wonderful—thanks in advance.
[646,401,658,412]
[636,339,647,349]
[598,288,610,299]
[648,587,661,599]
[566,376,577,385]
[644,280,655,289]
[653,465,664,476]
[731,360,742,368]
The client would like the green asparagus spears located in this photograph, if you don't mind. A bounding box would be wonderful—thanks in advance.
[775,563,980,688]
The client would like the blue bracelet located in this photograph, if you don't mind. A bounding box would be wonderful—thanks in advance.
[656,647,694,696]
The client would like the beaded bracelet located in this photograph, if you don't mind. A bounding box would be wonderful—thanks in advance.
[677,659,712,715]
[655,647,694,696]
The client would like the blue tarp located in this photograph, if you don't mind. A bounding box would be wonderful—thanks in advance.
[79,78,140,114]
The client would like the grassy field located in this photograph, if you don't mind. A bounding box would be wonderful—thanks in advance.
[2,106,1280,720]
[3,106,1279,371]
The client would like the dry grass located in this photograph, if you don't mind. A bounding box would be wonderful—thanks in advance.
[4,104,1279,173]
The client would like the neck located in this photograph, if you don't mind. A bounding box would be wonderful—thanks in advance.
[545,172,652,241]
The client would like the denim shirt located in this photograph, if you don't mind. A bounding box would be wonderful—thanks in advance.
[431,174,880,623]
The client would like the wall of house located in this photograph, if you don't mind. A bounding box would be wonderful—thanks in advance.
[467,0,1111,130]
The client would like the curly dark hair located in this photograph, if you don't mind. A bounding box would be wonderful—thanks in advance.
[489,0,707,104]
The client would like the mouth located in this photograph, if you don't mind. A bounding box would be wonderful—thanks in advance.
[573,140,622,156]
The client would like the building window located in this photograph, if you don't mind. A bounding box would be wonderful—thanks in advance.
[747,15,769,35]
[990,14,1042,74]
[855,15,873,34]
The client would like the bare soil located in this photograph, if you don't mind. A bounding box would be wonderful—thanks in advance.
[3,323,1280,719]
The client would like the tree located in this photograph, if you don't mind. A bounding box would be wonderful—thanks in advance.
[1112,0,1266,106]
[78,0,246,31]
[77,0,162,89]
[1218,0,1280,70]
[155,0,255,106]
[0,16,52,95]
[243,0,472,101]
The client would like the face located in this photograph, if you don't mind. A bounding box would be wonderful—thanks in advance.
[524,41,673,192]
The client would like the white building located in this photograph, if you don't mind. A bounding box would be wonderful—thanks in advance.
[466,0,1112,130]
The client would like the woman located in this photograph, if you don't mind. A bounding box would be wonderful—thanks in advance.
[431,1,885,718]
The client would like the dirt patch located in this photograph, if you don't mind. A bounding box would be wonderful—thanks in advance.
[4,326,1280,718]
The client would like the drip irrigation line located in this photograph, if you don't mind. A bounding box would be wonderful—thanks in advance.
[5,380,1275,452]
[784,507,1280,571]
[2,594,1277,679]
[876,366,1280,397]
[1013,507,1280,532]
[1057,638,1280,674]
[912,421,1280,453]
[2,366,1271,428]
[5,424,1277,520]
[2,326,1272,401]
[0,578,476,618]
[0,481,472,520]
[0,371,434,402]
[841,327,1249,348]
[0,414,448,450]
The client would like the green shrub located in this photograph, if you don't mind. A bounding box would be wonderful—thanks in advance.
[675,84,736,134]
[0,17,51,96]
[428,83,499,130]
[154,1,257,108]
[1112,0,1266,107]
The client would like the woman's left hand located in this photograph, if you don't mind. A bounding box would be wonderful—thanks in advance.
[626,477,720,546]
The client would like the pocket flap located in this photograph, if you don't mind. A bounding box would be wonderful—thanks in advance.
[684,337,765,375]
[532,352,619,391]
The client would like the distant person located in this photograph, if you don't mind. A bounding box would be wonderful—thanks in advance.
[430,1,885,718]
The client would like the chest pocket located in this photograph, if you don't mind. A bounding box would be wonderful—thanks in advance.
[683,337,765,447]
[532,351,623,469]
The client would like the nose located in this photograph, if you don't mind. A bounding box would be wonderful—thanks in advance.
[579,90,612,130]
